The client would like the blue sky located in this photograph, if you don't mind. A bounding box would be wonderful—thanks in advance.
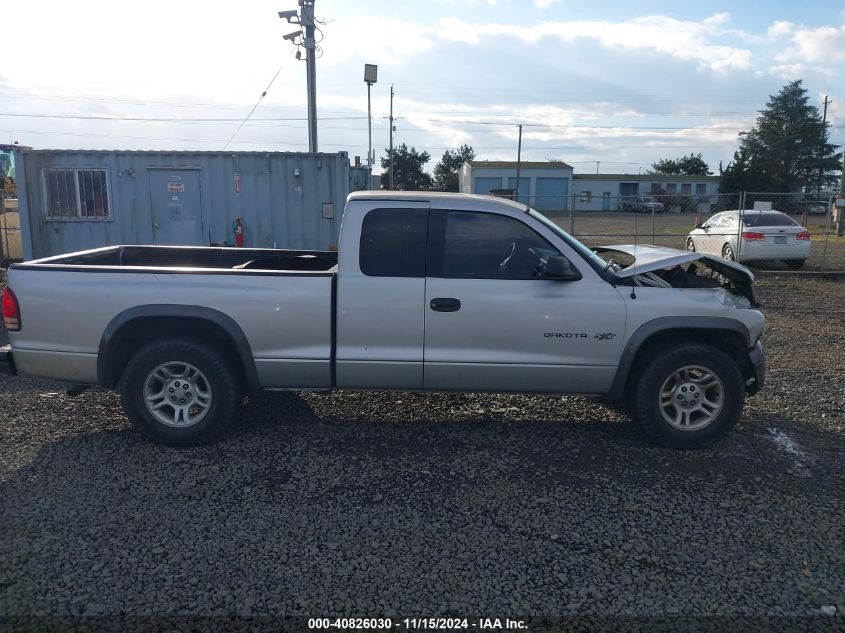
[1,0,843,175]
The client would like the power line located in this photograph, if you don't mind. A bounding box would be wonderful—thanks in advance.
[0,111,367,123]
[223,63,287,150]
[0,91,759,119]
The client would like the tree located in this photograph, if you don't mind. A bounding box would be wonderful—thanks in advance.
[379,143,432,190]
[720,80,841,194]
[651,153,712,176]
[432,144,475,191]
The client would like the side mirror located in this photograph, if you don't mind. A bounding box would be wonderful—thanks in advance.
[694,223,705,230]
[543,255,582,281]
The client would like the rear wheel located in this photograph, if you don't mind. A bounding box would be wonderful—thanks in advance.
[785,259,806,270]
[627,344,744,449]
[722,243,736,261]
[119,339,241,446]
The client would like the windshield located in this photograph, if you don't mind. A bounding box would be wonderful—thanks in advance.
[528,209,610,272]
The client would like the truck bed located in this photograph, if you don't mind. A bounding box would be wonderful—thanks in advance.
[7,245,337,389]
[13,245,338,273]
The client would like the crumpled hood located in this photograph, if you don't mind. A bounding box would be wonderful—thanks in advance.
[594,244,758,305]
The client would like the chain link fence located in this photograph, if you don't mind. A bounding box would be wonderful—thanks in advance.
[533,192,844,273]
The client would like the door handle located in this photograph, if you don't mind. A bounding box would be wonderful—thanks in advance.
[430,298,461,312]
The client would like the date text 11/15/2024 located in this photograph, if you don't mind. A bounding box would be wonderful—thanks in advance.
[307,617,528,630]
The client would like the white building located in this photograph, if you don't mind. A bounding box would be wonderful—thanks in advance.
[572,174,722,212]
[459,161,721,212]
[458,161,573,211]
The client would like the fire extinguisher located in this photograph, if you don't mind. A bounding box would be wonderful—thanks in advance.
[232,218,244,247]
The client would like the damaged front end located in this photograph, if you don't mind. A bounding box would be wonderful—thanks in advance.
[594,245,759,307]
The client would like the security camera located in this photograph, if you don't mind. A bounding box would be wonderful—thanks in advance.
[278,9,298,20]
[283,30,301,42]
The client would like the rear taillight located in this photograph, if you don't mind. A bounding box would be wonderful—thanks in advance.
[2,287,20,331]
[796,231,811,241]
[742,232,765,241]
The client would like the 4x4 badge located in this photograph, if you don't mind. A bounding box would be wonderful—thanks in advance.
[594,332,616,341]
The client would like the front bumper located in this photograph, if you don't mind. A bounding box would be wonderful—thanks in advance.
[746,340,765,395]
[0,345,16,376]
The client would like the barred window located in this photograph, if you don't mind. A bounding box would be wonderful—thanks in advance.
[42,168,110,218]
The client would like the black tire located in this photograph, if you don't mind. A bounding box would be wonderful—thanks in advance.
[722,243,736,261]
[119,338,241,446]
[686,238,696,252]
[785,259,806,270]
[627,344,745,449]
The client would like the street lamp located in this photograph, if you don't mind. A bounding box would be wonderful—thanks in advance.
[364,64,378,189]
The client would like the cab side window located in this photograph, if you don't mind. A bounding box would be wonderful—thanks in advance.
[359,208,428,277]
[429,211,559,280]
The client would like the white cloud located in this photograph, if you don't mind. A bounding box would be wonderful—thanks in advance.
[320,16,434,67]
[767,63,834,80]
[777,24,845,63]
[534,0,562,9]
[434,14,753,72]
[767,21,794,38]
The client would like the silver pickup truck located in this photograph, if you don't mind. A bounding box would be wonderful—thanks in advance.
[1,191,764,448]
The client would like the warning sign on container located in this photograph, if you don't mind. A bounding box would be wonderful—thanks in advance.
[167,182,185,193]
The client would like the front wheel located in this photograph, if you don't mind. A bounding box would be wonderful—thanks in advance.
[722,243,736,261]
[119,339,242,446]
[686,238,696,252]
[627,344,745,449]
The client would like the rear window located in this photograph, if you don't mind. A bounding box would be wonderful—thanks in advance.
[742,213,797,227]
[359,208,428,277]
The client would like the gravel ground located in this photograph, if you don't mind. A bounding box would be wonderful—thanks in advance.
[0,275,844,631]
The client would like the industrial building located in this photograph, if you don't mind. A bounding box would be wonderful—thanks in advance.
[572,173,721,212]
[11,147,364,260]
[459,161,573,211]
[459,160,722,212]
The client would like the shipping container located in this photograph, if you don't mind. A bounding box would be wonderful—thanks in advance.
[13,148,354,259]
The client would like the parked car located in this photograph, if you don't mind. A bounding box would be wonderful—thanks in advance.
[802,200,828,215]
[1,192,765,449]
[686,209,811,270]
[622,196,665,214]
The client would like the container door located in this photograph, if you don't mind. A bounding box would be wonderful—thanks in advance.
[148,169,204,245]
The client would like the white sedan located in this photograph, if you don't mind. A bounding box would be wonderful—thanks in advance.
[686,209,811,270]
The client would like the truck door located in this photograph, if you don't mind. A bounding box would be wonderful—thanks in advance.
[335,203,429,389]
[423,209,626,393]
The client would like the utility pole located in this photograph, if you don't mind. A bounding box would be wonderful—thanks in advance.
[301,1,317,153]
[515,124,523,202]
[818,95,830,195]
[279,1,318,153]
[364,64,377,189]
[388,85,395,190]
